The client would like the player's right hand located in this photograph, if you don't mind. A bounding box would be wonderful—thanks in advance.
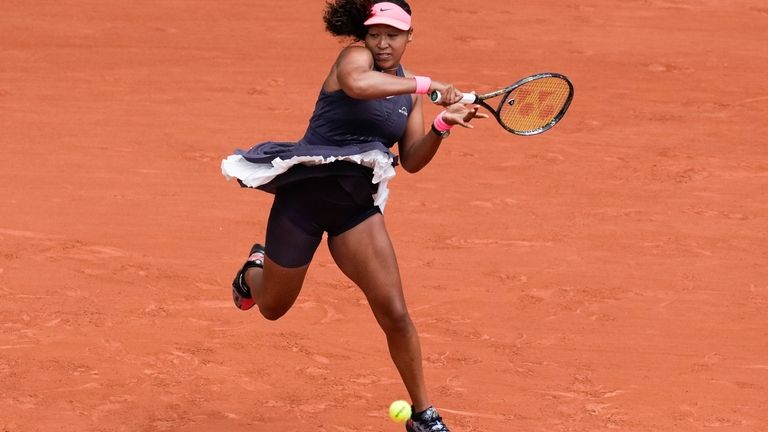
[429,81,463,106]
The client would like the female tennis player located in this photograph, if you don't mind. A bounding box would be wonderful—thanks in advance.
[221,1,486,430]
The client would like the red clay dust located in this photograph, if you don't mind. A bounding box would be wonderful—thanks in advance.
[1,1,767,431]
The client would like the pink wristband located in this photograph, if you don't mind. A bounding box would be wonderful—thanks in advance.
[433,111,453,132]
[414,76,431,95]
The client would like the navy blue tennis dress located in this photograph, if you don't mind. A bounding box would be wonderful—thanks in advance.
[221,65,413,210]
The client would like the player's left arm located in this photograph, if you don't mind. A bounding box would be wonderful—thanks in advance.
[397,90,440,173]
[397,70,486,173]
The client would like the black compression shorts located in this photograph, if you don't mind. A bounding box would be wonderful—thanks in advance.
[264,172,381,268]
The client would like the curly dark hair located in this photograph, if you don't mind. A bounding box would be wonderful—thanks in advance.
[323,0,412,41]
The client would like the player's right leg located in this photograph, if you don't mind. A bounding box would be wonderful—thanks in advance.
[236,253,309,321]
[231,185,322,320]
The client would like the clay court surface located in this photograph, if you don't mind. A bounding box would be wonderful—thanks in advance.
[2,1,767,431]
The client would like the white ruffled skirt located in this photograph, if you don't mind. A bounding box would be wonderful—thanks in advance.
[221,148,396,209]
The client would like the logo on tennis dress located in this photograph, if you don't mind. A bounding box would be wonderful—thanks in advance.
[399,106,408,116]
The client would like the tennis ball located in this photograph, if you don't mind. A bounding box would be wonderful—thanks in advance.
[388,400,412,423]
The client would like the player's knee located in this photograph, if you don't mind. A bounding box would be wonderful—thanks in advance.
[258,304,290,321]
[378,308,414,336]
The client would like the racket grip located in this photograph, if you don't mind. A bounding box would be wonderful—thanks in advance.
[430,90,477,104]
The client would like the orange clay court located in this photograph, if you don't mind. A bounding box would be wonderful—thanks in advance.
[1,1,767,431]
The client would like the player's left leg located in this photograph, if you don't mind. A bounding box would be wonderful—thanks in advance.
[327,213,430,412]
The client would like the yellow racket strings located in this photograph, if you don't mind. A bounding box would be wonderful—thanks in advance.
[499,77,571,133]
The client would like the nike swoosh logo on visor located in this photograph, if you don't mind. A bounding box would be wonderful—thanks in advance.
[380,8,392,11]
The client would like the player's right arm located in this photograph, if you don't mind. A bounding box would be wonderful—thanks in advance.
[324,46,458,101]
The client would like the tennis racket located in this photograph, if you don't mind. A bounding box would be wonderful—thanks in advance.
[431,72,574,136]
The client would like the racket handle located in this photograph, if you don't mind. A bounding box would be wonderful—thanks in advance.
[430,90,477,104]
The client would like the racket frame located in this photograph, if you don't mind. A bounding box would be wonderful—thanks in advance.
[432,72,574,136]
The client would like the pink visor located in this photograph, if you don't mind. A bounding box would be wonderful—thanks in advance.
[364,2,412,31]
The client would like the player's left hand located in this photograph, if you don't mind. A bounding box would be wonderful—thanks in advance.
[442,100,489,128]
